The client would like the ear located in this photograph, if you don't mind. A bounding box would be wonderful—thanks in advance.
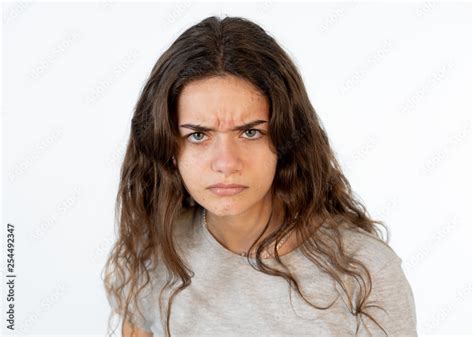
[172,156,177,166]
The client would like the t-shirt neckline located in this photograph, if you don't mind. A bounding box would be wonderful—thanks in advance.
[195,206,300,264]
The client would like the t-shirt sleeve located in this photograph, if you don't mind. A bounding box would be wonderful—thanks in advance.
[356,256,418,337]
[105,285,155,333]
[337,224,418,336]
[129,292,155,333]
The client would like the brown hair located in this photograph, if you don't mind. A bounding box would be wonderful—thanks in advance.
[102,15,391,337]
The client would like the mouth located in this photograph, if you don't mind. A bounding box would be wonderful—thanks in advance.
[207,186,248,197]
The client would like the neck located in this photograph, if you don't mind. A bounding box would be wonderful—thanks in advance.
[204,195,294,257]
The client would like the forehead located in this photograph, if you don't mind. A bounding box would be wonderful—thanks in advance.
[177,75,269,125]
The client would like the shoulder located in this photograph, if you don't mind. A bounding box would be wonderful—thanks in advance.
[334,222,402,273]
[332,223,418,336]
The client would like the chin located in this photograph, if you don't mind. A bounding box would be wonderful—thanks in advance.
[204,201,249,217]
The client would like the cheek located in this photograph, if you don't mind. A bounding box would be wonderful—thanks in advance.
[246,149,278,183]
[179,152,201,170]
[176,152,199,185]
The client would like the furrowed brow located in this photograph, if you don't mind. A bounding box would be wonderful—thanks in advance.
[179,119,268,132]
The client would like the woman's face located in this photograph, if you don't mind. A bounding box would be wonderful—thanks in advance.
[175,75,277,216]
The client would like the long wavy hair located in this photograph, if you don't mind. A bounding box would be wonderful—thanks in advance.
[102,15,391,337]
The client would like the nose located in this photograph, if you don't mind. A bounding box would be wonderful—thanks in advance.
[211,135,243,176]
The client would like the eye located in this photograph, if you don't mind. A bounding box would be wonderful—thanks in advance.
[242,129,263,139]
[186,132,207,143]
[185,129,264,144]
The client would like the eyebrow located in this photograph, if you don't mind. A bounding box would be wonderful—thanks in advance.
[179,119,268,132]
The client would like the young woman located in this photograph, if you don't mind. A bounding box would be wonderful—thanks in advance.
[103,15,417,337]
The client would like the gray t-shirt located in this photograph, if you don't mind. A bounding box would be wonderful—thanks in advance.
[109,207,417,336]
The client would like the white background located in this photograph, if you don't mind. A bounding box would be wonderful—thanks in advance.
[1,1,472,336]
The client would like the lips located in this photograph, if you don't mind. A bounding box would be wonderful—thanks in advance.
[207,183,248,197]
[207,183,248,189]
